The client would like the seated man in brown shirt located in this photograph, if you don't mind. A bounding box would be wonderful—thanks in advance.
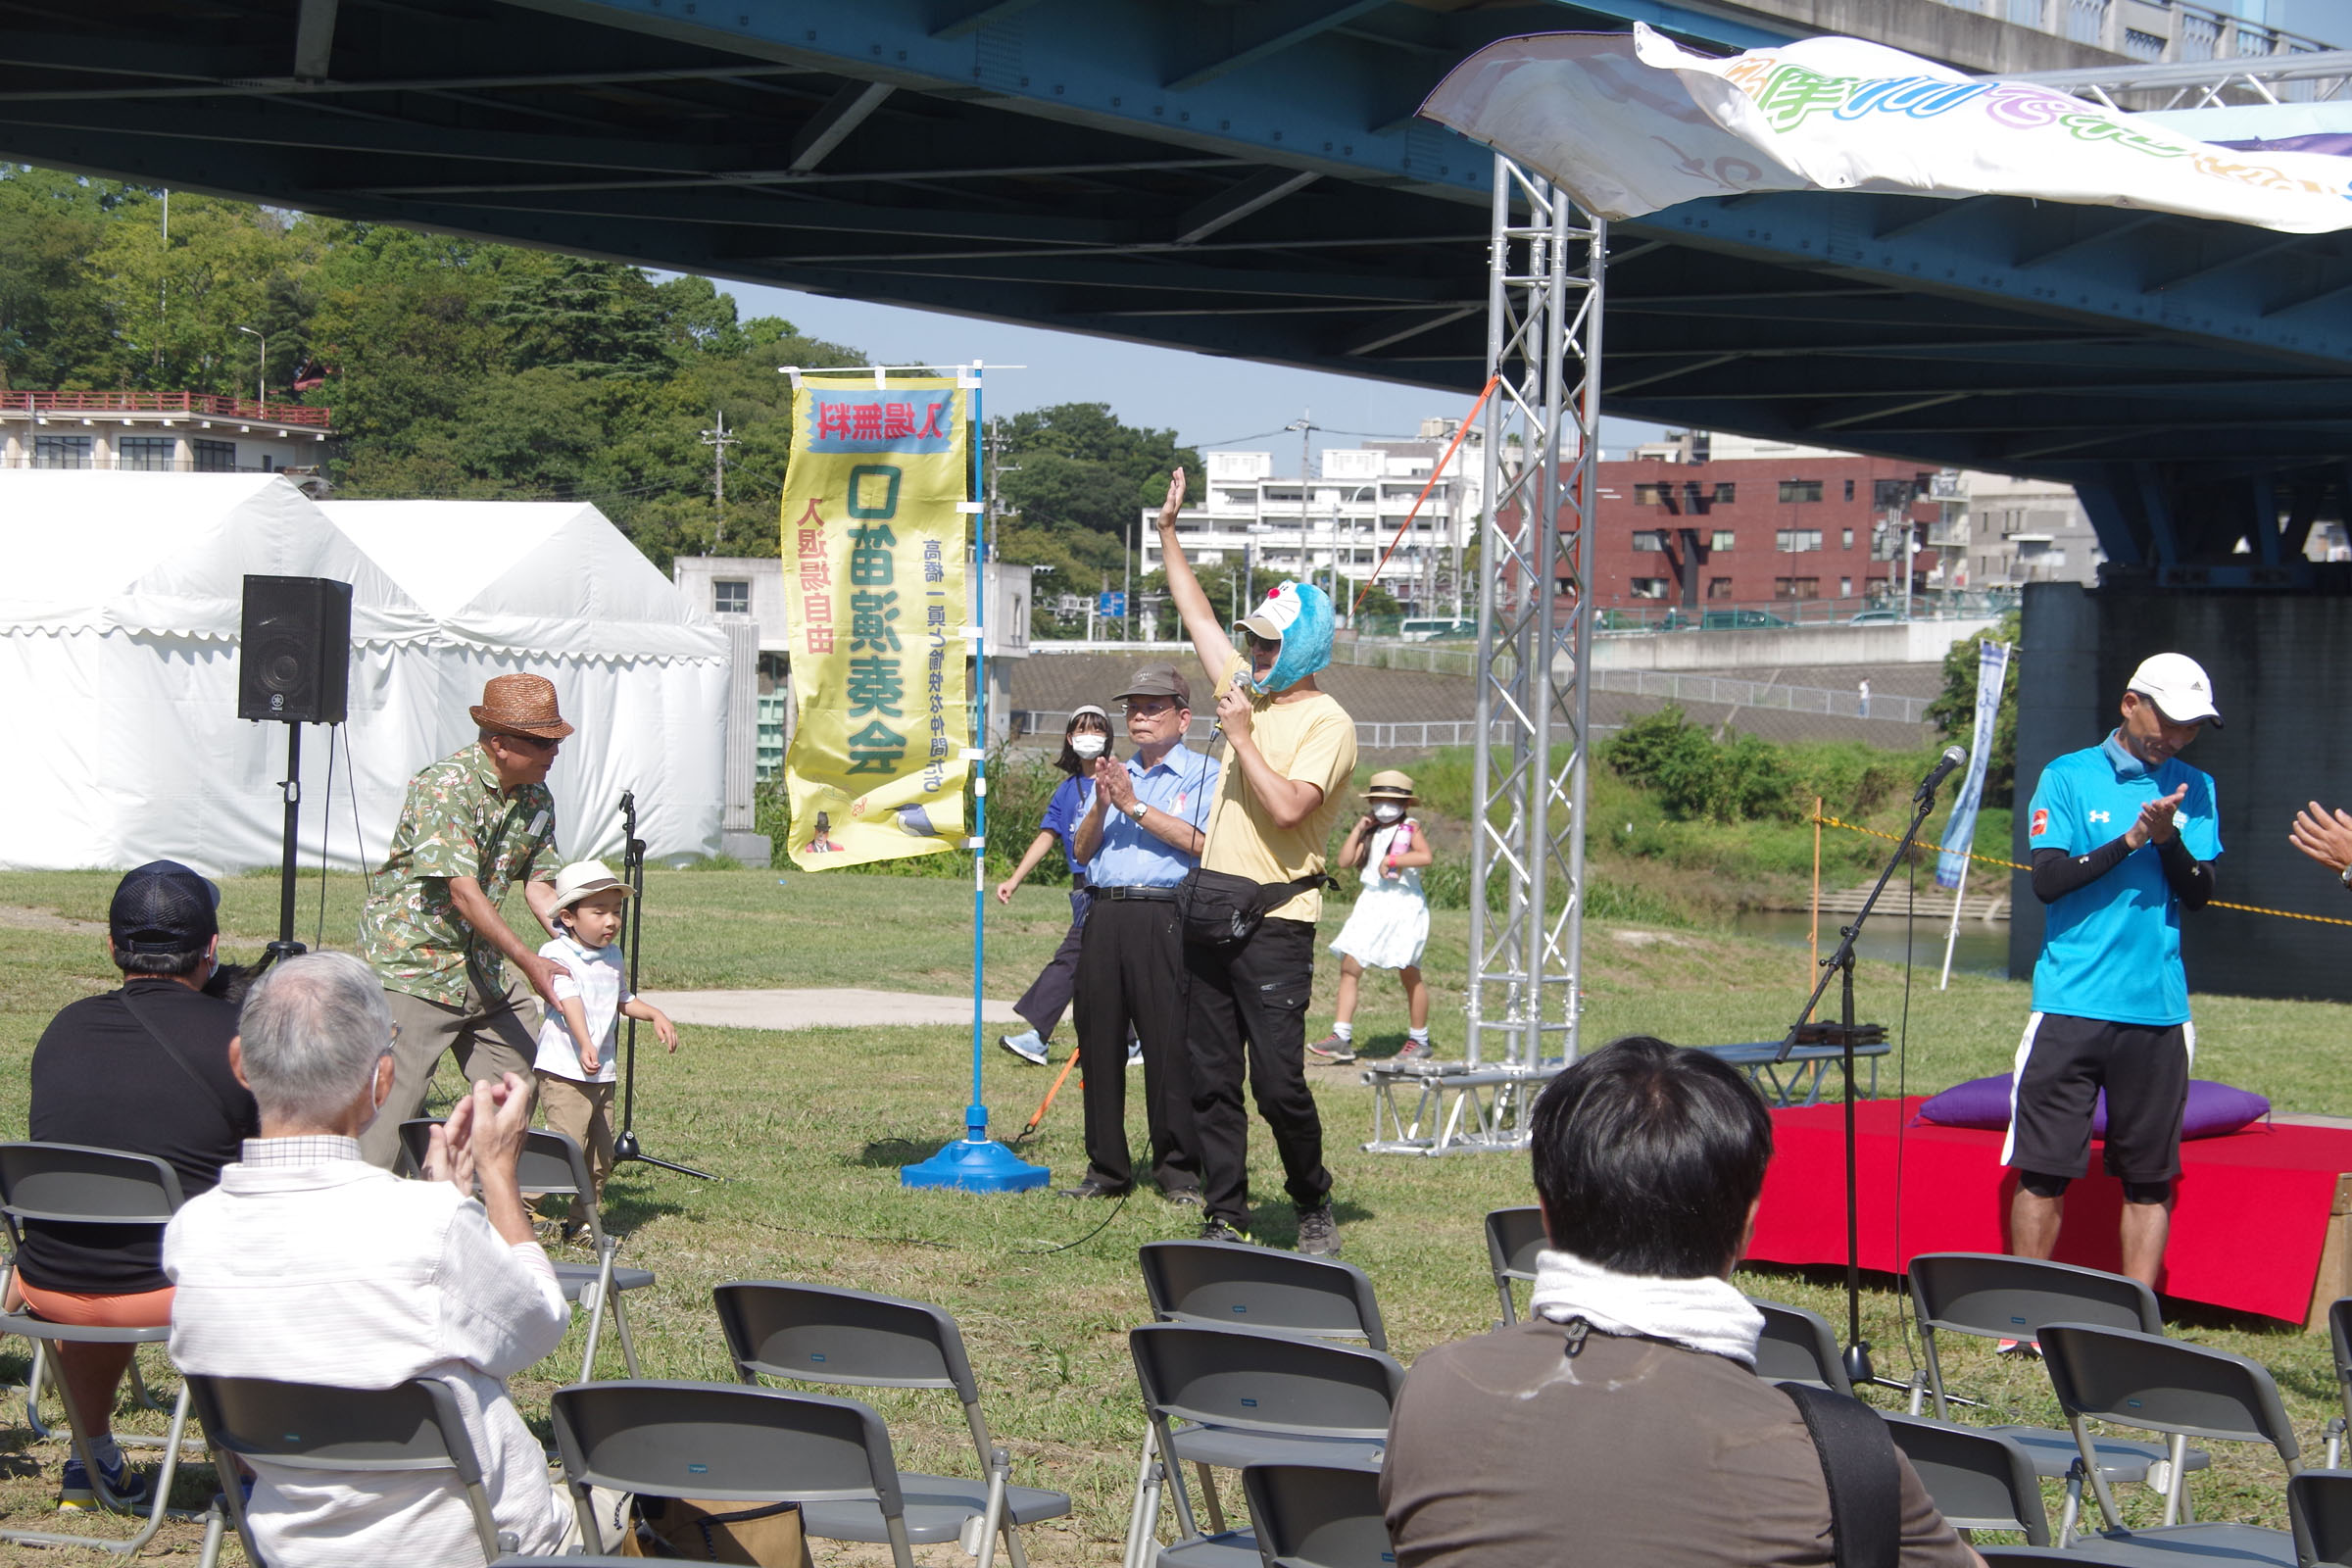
[1381,1037,1982,1568]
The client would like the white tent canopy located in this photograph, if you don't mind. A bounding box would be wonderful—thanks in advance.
[0,473,727,882]
[320,500,728,866]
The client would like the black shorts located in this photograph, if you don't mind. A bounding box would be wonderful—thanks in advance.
[2003,1011,2191,1184]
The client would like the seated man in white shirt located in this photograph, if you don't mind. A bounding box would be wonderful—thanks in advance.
[164,951,570,1567]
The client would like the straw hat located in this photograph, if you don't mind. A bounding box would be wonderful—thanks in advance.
[1362,770,1416,801]
[470,673,574,740]
[550,859,631,912]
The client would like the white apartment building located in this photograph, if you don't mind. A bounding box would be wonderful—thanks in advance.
[1938,469,2107,589]
[1141,419,1480,619]
[1,391,336,492]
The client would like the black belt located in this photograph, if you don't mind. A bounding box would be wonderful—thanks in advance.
[1094,885,1178,903]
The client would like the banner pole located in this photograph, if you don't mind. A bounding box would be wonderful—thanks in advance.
[1938,853,1969,992]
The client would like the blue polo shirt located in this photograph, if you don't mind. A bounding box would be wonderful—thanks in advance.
[2027,730,2221,1027]
[1081,743,1216,890]
[1038,775,1091,876]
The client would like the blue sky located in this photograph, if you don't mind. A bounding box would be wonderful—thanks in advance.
[713,0,2352,476]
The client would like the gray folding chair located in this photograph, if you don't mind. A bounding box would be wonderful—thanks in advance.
[1975,1552,2088,1565]
[1883,1412,2049,1545]
[187,1374,508,1568]
[1483,1206,1545,1325]
[1907,1250,2199,1535]
[2038,1319,2300,1566]
[400,1118,652,1380]
[2327,1298,2352,1465]
[0,1142,198,1554]
[1140,1242,1387,1349]
[2292,1469,2352,1566]
[1126,1322,1403,1568]
[1241,1464,1392,1568]
[551,1379,922,1568]
[1751,1298,1853,1396]
[712,1280,1071,1567]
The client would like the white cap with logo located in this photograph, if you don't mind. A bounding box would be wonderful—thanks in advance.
[2127,652,2223,729]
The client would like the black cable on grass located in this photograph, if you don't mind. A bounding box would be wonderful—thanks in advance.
[1017,1189,1132,1255]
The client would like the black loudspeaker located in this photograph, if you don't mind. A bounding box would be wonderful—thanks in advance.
[239,575,352,723]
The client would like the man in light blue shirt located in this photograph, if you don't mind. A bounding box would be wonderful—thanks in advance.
[2010,652,2223,1289]
[1058,663,1215,1200]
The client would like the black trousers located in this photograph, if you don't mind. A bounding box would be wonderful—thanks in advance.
[1183,916,1331,1228]
[1013,888,1090,1040]
[1073,896,1201,1194]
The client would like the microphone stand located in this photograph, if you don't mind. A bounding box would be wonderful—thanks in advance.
[1775,773,1944,1388]
[612,790,717,1181]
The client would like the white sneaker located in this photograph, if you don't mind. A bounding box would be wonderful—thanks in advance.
[1128,1043,1145,1068]
[999,1030,1049,1067]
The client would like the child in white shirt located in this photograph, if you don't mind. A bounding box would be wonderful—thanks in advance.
[534,859,677,1237]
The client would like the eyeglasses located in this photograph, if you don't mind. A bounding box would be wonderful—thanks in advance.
[1122,700,1178,718]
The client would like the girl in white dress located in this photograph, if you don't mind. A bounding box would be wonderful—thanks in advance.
[1309,771,1436,1064]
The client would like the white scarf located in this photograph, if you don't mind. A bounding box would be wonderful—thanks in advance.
[1526,1249,1764,1367]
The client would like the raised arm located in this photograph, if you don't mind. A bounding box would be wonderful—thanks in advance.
[1154,467,1238,684]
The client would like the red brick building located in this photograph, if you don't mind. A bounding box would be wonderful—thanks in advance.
[1586,437,1941,612]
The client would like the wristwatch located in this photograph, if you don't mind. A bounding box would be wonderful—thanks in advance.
[2339,861,2352,888]
[1128,801,1150,823]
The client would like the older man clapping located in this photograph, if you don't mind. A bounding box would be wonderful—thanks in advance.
[164,952,569,1567]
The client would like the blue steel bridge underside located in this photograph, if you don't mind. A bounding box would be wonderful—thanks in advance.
[8,0,2352,574]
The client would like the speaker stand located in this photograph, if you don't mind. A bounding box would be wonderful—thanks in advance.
[612,790,716,1182]
[267,723,308,966]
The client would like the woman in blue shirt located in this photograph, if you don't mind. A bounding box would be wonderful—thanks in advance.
[996,706,1111,1065]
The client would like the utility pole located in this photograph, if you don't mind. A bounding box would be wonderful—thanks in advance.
[1124,515,1135,644]
[1285,409,1317,593]
[700,410,739,553]
[987,416,1020,562]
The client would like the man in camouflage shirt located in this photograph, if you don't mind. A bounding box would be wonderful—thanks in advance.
[356,673,572,1167]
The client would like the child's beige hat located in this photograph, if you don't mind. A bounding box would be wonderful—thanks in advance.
[551,859,632,912]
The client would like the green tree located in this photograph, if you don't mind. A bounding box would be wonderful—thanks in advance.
[1926,611,2022,806]
[997,403,1200,537]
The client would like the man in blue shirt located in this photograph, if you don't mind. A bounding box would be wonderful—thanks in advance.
[2011,652,2223,1289]
[1058,663,1215,1200]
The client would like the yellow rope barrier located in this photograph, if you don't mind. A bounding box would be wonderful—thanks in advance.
[1810,813,2352,930]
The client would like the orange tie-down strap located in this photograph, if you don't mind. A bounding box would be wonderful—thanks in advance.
[1811,813,2352,930]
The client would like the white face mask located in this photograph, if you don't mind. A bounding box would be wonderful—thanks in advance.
[1373,803,1404,823]
[1071,734,1108,760]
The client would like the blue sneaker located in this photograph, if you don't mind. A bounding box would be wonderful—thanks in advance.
[59,1449,151,1513]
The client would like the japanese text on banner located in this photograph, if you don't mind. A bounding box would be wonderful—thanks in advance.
[780,379,971,870]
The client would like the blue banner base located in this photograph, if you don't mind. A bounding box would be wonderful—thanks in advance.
[900,1137,1051,1193]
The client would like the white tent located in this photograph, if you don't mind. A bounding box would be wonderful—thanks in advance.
[0,471,438,875]
[318,500,727,865]
[0,474,728,878]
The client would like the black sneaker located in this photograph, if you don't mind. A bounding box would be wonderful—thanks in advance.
[1296,1203,1342,1257]
[1306,1032,1357,1064]
[1200,1216,1255,1245]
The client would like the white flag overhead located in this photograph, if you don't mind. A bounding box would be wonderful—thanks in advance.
[1419,24,2352,234]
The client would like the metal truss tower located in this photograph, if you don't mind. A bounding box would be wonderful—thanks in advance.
[1365,154,1603,1155]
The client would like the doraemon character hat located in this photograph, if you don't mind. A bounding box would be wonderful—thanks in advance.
[2127,652,2223,729]
[1233,581,1334,693]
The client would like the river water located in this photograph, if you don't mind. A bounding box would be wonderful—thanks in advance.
[1731,907,2013,980]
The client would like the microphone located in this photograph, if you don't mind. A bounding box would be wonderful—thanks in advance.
[1211,667,1261,742]
[1914,745,1967,804]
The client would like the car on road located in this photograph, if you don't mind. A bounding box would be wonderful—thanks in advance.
[1847,609,1902,625]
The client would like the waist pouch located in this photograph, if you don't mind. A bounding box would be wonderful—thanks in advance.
[1175,868,1331,949]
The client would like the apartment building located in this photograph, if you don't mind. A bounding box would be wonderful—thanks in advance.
[1,391,336,492]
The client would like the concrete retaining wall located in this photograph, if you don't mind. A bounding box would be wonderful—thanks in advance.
[1592,618,1999,673]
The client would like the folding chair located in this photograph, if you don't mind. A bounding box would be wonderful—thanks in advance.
[712,1280,1071,1567]
[1975,1552,2086,1565]
[1883,1412,2049,1545]
[1139,1242,1387,1349]
[1125,1322,1403,1568]
[1483,1206,1545,1325]
[2291,1469,2352,1566]
[400,1118,652,1380]
[0,1142,198,1553]
[1240,1464,1393,1568]
[1751,1298,1853,1396]
[187,1374,510,1568]
[2327,1298,2352,1465]
[2038,1319,2301,1566]
[551,1380,929,1568]
[1907,1251,2199,1536]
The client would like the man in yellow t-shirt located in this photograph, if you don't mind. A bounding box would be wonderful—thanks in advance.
[1154,467,1358,1256]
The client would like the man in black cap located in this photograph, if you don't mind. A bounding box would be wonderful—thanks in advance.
[20,861,258,1511]
[1060,663,1213,1202]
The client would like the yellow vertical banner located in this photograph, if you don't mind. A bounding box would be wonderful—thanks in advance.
[780,375,970,870]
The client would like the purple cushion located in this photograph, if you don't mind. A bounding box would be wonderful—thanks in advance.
[1915,1074,2270,1141]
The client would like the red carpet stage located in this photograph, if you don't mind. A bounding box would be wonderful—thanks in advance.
[1748,1099,2352,1326]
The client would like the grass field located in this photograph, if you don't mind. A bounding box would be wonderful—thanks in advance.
[0,865,2347,1561]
